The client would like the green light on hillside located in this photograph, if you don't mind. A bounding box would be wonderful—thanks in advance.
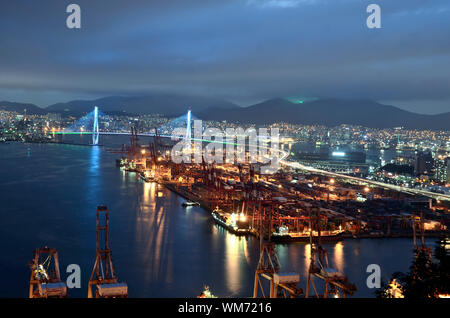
[286,96,319,104]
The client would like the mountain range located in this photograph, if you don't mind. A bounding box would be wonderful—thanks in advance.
[198,98,450,130]
[45,94,239,116]
[0,95,448,130]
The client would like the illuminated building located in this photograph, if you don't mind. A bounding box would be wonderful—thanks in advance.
[433,155,448,183]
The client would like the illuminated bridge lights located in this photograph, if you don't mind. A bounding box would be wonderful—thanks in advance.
[48,107,450,202]
[52,132,93,135]
[92,106,99,146]
[185,109,192,151]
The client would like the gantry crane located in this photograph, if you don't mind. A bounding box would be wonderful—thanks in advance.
[253,200,303,298]
[305,208,356,298]
[128,125,140,159]
[412,212,432,260]
[29,247,67,298]
[88,205,128,298]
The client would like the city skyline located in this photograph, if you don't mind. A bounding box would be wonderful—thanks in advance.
[1,104,449,300]
[0,1,449,303]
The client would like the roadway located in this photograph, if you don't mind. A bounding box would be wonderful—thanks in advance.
[55,130,450,202]
[280,158,450,202]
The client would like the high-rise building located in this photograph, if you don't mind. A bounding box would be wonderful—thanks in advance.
[434,155,448,182]
[447,162,450,184]
[414,151,433,176]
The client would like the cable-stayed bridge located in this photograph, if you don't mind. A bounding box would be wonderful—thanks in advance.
[56,107,195,144]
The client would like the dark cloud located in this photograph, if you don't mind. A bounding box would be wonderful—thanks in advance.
[0,0,449,113]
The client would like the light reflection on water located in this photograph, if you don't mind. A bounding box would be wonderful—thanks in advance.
[333,242,345,273]
[136,183,173,285]
[225,234,240,295]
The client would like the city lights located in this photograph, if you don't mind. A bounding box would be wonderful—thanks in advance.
[0,0,449,305]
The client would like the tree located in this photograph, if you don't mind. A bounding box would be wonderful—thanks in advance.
[432,237,450,296]
[378,236,449,298]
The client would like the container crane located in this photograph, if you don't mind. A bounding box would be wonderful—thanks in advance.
[412,213,432,260]
[305,208,356,298]
[28,247,67,298]
[88,205,128,298]
[253,200,303,298]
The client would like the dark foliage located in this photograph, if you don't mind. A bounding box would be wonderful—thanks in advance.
[378,237,450,298]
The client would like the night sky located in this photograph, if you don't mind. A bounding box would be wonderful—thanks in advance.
[0,0,449,114]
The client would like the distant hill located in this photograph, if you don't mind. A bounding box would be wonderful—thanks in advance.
[198,98,299,124]
[198,98,450,130]
[1,95,448,130]
[0,101,44,114]
[46,94,239,116]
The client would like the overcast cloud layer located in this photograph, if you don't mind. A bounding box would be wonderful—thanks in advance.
[0,0,449,114]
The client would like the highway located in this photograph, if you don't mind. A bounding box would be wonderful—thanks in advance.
[280,159,450,202]
[55,130,450,202]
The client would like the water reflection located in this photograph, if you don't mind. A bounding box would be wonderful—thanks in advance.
[225,234,241,295]
[0,141,433,297]
[353,241,361,256]
[277,244,289,260]
[303,244,312,278]
[89,146,100,175]
[333,242,344,273]
[88,146,101,202]
[135,182,174,285]
[211,222,219,250]
[142,182,156,208]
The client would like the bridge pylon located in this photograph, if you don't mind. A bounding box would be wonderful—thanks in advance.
[185,108,192,153]
[92,106,99,145]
